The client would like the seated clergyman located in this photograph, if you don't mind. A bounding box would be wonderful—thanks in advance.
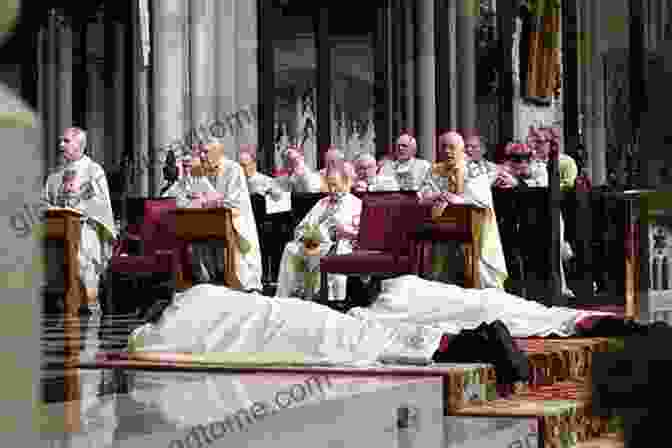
[275,161,360,301]
[42,127,117,314]
[238,143,283,199]
[274,146,322,193]
[352,152,400,192]
[163,141,263,291]
[418,131,508,289]
[377,133,431,191]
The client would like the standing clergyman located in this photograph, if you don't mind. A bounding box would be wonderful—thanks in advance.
[42,127,117,314]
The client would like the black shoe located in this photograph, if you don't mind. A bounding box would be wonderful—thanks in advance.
[577,317,645,337]
[486,320,529,385]
[142,300,172,324]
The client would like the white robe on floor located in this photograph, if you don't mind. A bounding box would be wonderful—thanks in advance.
[275,193,362,300]
[377,157,431,191]
[128,276,615,364]
[42,155,117,291]
[419,167,508,289]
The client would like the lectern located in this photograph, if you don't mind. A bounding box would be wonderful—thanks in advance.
[45,208,83,315]
[171,207,243,290]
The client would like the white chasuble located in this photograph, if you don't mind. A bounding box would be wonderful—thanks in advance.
[275,193,362,301]
[419,170,508,289]
[186,160,263,291]
[42,155,117,291]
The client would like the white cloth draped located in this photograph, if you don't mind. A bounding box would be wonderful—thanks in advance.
[42,155,117,291]
[129,276,615,364]
[275,193,362,301]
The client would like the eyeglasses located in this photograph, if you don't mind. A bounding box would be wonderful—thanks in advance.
[507,154,532,163]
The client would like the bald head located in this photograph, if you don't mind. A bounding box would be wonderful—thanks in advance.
[438,132,465,166]
[396,134,417,161]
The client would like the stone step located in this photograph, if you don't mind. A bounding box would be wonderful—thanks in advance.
[515,337,623,386]
[452,380,611,448]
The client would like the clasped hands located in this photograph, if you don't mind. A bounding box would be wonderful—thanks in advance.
[493,165,519,189]
[188,192,239,214]
[424,191,465,205]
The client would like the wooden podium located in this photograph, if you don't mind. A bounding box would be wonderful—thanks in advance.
[172,207,243,290]
[412,205,487,289]
[45,208,83,316]
[45,208,83,432]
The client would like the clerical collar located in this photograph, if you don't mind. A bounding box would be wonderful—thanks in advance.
[61,154,87,169]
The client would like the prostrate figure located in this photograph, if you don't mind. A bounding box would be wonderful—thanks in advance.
[274,146,323,193]
[352,153,399,192]
[419,131,508,289]
[43,127,117,314]
[185,142,263,291]
[238,143,283,198]
[275,162,361,301]
[377,133,431,191]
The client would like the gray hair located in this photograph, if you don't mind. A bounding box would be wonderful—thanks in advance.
[354,152,376,164]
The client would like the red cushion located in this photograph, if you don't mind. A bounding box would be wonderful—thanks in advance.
[320,250,411,274]
[108,254,173,273]
[142,198,178,255]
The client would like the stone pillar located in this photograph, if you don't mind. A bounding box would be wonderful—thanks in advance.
[189,0,216,148]
[132,0,150,196]
[315,7,332,169]
[152,0,187,195]
[415,0,436,162]
[402,0,415,133]
[56,13,73,150]
[113,22,126,169]
[435,0,453,135]
[258,1,275,174]
[579,0,593,167]
[45,10,58,171]
[591,0,607,186]
[86,61,104,169]
[235,0,258,149]
[497,0,516,147]
[447,0,457,132]
[215,0,237,160]
[456,0,476,137]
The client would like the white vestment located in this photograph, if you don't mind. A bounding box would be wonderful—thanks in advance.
[163,161,263,291]
[275,193,362,300]
[360,174,401,192]
[419,168,508,289]
[128,276,615,363]
[246,171,282,196]
[42,155,117,291]
[377,157,431,191]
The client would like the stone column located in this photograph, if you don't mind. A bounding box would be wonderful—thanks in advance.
[189,0,216,149]
[456,0,476,137]
[448,0,457,132]
[435,0,452,135]
[45,10,59,171]
[152,0,187,195]
[86,60,104,169]
[591,0,607,186]
[415,0,436,162]
[402,0,415,133]
[56,13,73,150]
[132,0,150,196]
[235,0,259,150]
[215,0,237,160]
[579,0,593,168]
[113,22,126,169]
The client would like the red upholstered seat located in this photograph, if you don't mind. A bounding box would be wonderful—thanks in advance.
[106,198,192,313]
[320,193,432,278]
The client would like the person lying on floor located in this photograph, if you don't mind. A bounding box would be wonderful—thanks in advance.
[129,275,621,386]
